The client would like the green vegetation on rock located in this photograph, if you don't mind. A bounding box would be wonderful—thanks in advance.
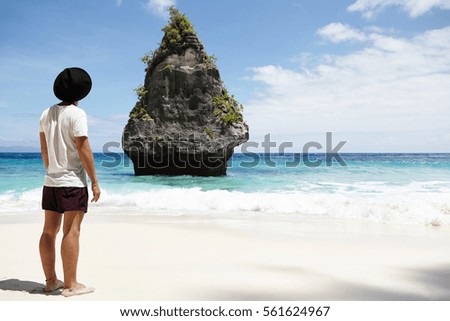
[162,63,174,71]
[204,127,216,139]
[204,54,217,68]
[134,84,148,100]
[160,7,197,52]
[129,103,152,121]
[212,88,244,125]
[129,85,153,121]
[140,50,155,68]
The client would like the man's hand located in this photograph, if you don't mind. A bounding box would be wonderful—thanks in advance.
[91,181,101,202]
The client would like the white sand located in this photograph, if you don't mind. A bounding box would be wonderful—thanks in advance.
[1,208,450,300]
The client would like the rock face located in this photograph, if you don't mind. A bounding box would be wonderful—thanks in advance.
[123,7,249,176]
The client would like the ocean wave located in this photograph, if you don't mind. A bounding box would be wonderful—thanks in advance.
[0,188,42,212]
[100,187,450,226]
[1,186,448,226]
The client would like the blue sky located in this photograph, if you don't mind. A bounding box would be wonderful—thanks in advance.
[1,0,449,152]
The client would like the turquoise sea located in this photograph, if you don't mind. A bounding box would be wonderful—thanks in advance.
[1,153,450,225]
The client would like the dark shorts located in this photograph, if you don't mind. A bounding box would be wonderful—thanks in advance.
[42,186,89,214]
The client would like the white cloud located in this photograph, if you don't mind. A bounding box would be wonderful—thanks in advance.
[317,23,367,43]
[348,0,450,18]
[144,0,176,18]
[246,26,450,152]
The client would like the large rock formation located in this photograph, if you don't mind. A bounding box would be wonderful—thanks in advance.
[123,7,249,176]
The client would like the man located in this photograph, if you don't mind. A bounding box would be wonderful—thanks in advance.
[39,67,100,297]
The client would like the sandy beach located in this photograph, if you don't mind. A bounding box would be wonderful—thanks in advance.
[1,208,449,301]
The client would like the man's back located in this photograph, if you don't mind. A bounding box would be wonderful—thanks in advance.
[39,104,88,187]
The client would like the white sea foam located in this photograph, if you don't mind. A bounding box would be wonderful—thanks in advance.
[0,188,42,212]
[106,188,450,225]
[1,185,449,226]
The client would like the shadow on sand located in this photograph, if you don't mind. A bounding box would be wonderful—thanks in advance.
[202,264,450,301]
[0,279,61,296]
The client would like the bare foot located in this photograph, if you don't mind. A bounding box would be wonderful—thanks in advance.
[61,283,95,297]
[44,279,64,293]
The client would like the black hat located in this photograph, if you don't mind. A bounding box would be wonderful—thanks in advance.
[53,67,92,102]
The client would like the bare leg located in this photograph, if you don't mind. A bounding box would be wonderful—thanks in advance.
[61,210,84,289]
[39,210,62,292]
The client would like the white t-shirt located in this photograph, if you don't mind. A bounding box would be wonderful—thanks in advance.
[39,104,88,187]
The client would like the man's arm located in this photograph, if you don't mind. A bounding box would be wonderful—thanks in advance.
[39,132,49,170]
[75,136,101,202]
